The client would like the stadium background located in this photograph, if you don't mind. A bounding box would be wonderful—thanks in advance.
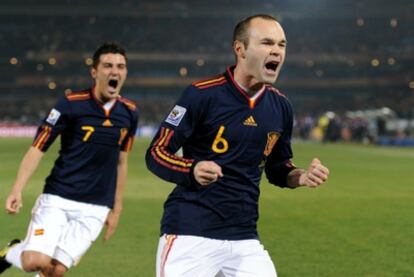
[1,0,413,276]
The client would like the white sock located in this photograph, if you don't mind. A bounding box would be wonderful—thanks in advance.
[5,242,24,270]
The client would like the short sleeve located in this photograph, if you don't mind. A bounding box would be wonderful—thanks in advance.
[32,96,71,152]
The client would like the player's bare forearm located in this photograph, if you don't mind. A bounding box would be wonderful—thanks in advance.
[11,146,44,193]
[113,151,128,213]
[6,146,44,214]
[104,151,128,242]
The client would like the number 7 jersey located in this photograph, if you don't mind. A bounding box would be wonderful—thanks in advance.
[146,66,296,240]
[32,87,138,208]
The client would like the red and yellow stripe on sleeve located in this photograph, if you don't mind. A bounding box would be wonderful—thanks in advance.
[150,127,193,173]
[32,125,52,150]
[192,75,227,89]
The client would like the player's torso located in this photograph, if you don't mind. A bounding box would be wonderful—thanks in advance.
[164,84,290,239]
[63,98,133,150]
[185,84,287,172]
[44,94,135,207]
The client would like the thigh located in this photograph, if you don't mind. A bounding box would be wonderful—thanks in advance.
[55,202,109,268]
[156,235,228,277]
[221,240,277,277]
[23,194,68,258]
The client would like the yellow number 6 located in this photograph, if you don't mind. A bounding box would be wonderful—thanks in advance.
[212,126,229,154]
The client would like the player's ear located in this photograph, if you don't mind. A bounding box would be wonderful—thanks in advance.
[234,40,246,59]
[90,67,97,79]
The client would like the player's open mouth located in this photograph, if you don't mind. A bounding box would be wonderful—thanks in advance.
[108,79,118,89]
[265,61,279,73]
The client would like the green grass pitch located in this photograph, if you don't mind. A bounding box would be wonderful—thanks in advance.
[1,138,413,276]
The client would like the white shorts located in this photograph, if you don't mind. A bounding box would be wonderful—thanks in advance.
[156,234,277,277]
[23,194,110,269]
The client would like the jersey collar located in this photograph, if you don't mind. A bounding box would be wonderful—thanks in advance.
[225,66,266,109]
[90,85,118,117]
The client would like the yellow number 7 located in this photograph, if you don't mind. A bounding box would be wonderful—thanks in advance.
[81,126,95,142]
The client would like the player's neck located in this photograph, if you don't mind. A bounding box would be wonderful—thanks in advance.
[233,67,263,96]
[93,88,116,104]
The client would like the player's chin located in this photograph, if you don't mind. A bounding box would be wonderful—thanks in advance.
[106,89,120,98]
[262,75,278,84]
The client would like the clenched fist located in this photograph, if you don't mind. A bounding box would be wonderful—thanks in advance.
[299,158,329,188]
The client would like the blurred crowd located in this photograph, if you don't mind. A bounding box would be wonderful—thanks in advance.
[295,109,414,145]
[1,0,413,144]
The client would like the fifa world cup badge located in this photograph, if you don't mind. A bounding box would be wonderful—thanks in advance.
[46,108,61,125]
[165,105,187,126]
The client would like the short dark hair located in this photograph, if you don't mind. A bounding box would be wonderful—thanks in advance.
[92,42,127,69]
[233,14,278,48]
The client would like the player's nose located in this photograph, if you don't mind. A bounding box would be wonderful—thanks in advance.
[109,65,119,75]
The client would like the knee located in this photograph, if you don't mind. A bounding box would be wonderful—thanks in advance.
[51,263,68,277]
[21,251,51,272]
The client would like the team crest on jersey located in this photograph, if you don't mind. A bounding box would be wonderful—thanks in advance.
[165,105,187,126]
[46,108,61,125]
[264,132,281,156]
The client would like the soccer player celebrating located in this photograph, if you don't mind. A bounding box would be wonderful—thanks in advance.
[146,14,329,276]
[0,42,138,277]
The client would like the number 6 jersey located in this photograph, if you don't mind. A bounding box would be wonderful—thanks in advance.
[146,66,296,240]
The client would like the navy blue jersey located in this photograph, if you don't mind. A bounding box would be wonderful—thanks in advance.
[32,87,138,208]
[146,66,296,240]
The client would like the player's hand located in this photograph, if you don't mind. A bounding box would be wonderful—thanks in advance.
[299,158,329,188]
[5,192,23,214]
[103,210,121,242]
[193,161,223,186]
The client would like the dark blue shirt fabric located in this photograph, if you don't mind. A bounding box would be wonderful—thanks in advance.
[32,87,138,208]
[146,66,296,240]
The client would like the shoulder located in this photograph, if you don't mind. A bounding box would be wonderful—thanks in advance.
[175,74,227,110]
[118,96,138,112]
[266,85,292,106]
[265,84,289,99]
[191,74,227,91]
[265,85,294,117]
[65,89,91,101]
